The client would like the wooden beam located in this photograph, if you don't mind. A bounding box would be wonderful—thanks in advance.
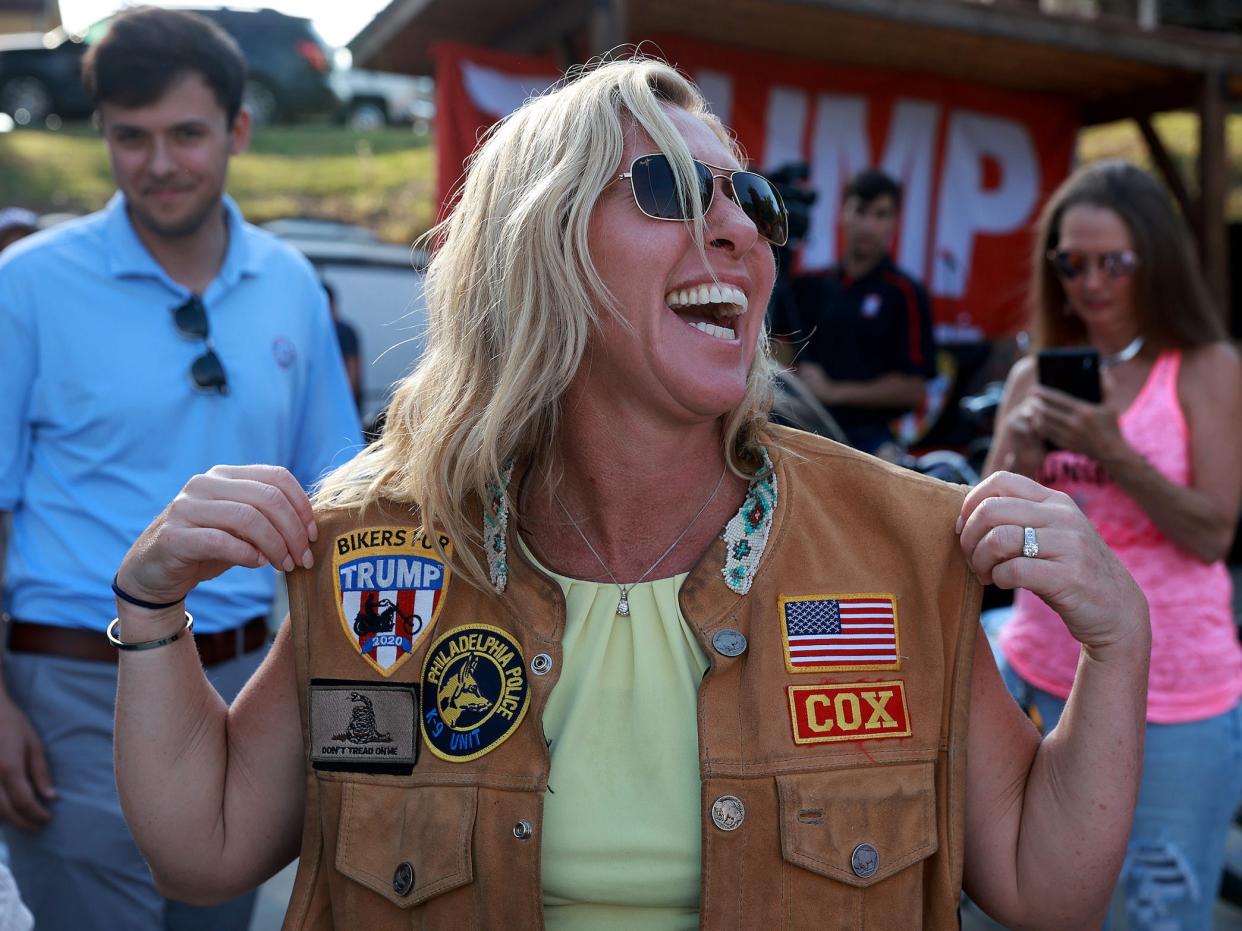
[496,0,591,55]
[1135,115,1196,226]
[1197,69,1230,323]
[1080,80,1197,124]
[787,0,1242,73]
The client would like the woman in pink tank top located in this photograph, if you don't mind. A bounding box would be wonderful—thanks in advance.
[987,160,1242,929]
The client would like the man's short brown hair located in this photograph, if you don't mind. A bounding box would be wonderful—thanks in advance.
[81,6,246,125]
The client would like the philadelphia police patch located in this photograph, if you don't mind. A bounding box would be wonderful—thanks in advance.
[333,526,452,677]
[420,624,529,763]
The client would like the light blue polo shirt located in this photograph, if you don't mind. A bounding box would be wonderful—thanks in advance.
[0,193,362,633]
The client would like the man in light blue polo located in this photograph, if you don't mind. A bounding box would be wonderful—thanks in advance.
[0,8,360,929]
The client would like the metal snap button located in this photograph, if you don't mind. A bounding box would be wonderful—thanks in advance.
[851,842,879,878]
[513,819,534,840]
[392,860,415,896]
[531,653,553,675]
[710,795,745,831]
[711,628,747,658]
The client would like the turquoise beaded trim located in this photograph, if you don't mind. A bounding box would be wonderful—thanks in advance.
[721,448,777,595]
[484,461,514,593]
[483,449,776,595]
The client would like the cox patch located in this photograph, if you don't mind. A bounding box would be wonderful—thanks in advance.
[788,681,912,745]
[420,624,529,763]
[333,526,452,677]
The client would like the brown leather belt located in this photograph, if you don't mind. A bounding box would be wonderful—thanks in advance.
[5,615,269,666]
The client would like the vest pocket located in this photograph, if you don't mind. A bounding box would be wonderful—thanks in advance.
[776,763,938,927]
[334,781,477,910]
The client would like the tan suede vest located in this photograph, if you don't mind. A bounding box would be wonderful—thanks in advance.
[283,427,980,930]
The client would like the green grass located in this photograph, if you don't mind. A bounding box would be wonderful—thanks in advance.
[0,122,436,244]
[1,114,1238,243]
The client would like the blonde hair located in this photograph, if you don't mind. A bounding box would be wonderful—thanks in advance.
[316,56,777,589]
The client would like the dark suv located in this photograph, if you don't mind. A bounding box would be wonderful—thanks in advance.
[0,7,338,127]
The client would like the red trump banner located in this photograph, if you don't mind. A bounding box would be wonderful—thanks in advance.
[433,38,1081,339]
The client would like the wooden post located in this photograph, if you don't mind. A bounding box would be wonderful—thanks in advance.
[590,0,627,57]
[1198,69,1229,324]
[1135,115,1195,227]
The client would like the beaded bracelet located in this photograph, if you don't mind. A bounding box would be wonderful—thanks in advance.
[106,613,194,652]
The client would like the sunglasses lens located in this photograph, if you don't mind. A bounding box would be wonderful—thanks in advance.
[1103,252,1139,279]
[730,171,789,247]
[629,154,712,222]
[191,350,228,394]
[1051,251,1085,280]
[173,297,209,339]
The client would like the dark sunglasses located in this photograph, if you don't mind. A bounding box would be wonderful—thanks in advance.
[613,153,790,247]
[172,295,228,394]
[1047,249,1139,281]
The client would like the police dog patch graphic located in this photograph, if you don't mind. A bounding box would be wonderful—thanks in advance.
[333,526,452,677]
[420,624,529,763]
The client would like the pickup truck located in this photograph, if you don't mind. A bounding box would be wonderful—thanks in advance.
[331,68,434,131]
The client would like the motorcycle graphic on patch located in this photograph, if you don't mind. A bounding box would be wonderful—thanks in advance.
[332,526,452,677]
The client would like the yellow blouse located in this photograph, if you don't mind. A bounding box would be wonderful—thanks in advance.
[522,540,708,931]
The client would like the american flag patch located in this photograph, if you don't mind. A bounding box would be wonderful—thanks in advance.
[779,593,900,672]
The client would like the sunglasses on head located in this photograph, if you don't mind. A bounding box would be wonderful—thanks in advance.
[1047,249,1139,281]
[613,153,790,247]
[172,294,228,394]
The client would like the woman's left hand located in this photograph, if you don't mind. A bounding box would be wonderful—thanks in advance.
[957,471,1148,656]
[1028,386,1126,462]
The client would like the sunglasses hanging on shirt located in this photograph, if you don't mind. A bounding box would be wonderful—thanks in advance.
[171,294,228,395]
[612,153,790,247]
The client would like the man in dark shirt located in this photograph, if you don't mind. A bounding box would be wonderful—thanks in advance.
[796,169,936,457]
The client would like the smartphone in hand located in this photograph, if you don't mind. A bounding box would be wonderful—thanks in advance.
[1037,347,1102,403]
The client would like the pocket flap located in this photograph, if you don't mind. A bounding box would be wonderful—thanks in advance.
[777,762,937,888]
[336,782,477,907]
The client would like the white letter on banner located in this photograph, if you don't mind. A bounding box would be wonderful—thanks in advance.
[932,110,1039,298]
[801,94,869,271]
[694,69,733,125]
[879,100,940,279]
[461,61,558,118]
[760,85,808,177]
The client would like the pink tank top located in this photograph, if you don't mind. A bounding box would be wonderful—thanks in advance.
[1001,351,1242,723]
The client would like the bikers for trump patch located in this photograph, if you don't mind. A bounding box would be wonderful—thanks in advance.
[309,679,419,774]
[779,593,901,673]
[333,526,452,677]
[420,624,529,763]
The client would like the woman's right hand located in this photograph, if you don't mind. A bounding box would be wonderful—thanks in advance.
[995,396,1046,477]
[983,357,1046,480]
[115,464,318,606]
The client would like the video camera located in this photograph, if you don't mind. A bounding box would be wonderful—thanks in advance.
[766,161,816,247]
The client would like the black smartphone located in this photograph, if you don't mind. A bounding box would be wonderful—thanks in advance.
[1037,348,1102,403]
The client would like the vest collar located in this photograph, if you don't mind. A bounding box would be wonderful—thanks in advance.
[482,447,778,597]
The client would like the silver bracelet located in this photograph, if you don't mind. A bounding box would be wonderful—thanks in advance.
[106,612,194,652]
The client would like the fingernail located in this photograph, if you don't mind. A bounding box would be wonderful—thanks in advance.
[257,554,269,567]
[302,548,314,569]
[307,522,318,543]
[282,555,295,573]
[954,515,963,534]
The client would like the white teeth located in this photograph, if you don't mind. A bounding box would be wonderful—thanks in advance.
[663,283,750,313]
[690,321,736,340]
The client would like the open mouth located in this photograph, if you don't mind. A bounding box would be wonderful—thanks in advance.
[664,283,748,341]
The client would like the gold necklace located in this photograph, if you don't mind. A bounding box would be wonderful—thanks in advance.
[553,465,728,617]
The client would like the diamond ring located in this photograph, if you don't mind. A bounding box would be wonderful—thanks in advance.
[1022,526,1039,559]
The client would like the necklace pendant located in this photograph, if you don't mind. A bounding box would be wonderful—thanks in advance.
[616,589,631,617]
